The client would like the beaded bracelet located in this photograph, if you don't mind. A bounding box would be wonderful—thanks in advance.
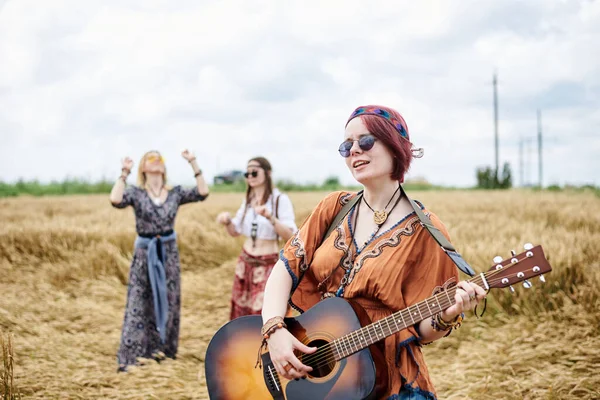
[261,316,287,339]
[194,170,202,177]
[431,312,464,332]
[121,167,131,175]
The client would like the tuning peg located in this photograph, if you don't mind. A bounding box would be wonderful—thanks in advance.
[510,250,516,257]
[493,256,503,264]
[524,243,534,250]
[523,280,532,289]
[539,275,546,283]
[509,285,515,293]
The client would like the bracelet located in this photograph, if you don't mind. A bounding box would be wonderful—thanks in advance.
[119,175,127,183]
[188,157,196,164]
[121,167,131,175]
[431,312,463,332]
[269,215,277,225]
[194,169,202,177]
[261,316,287,339]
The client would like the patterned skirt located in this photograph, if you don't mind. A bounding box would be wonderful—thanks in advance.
[230,248,279,320]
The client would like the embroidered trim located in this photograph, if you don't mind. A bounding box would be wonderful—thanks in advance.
[395,336,423,387]
[430,277,458,297]
[287,231,309,273]
[339,192,354,206]
[333,223,353,272]
[279,250,299,291]
[345,215,422,287]
[349,200,426,258]
[387,385,437,400]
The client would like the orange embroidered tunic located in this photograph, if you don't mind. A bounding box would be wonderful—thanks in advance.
[280,191,459,399]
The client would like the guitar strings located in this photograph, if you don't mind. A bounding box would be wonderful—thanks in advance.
[296,256,539,369]
[299,276,524,371]
[295,269,533,371]
[300,272,489,367]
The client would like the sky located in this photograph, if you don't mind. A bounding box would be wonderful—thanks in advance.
[0,0,598,188]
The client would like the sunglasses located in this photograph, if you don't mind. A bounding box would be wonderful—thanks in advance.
[244,170,259,178]
[338,135,376,158]
[147,154,165,164]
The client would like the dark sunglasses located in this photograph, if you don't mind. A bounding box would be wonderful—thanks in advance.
[338,135,376,158]
[244,170,259,178]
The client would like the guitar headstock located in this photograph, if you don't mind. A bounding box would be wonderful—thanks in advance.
[485,244,551,290]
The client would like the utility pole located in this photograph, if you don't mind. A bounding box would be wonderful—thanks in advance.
[519,137,524,187]
[527,138,533,186]
[537,109,543,188]
[493,72,499,181]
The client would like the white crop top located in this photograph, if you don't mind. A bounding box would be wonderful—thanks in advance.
[231,189,297,240]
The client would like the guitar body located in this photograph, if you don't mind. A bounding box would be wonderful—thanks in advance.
[205,297,388,400]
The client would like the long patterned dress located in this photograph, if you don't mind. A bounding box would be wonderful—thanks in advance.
[112,185,207,368]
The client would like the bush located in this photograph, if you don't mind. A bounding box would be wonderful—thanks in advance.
[476,162,512,189]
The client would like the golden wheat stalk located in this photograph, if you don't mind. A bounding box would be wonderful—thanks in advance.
[1,332,21,400]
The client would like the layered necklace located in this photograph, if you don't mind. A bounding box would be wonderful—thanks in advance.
[249,194,261,249]
[147,184,165,206]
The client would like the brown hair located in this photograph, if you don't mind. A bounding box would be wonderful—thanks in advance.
[241,156,274,224]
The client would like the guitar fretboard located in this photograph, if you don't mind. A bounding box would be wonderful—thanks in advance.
[331,275,485,360]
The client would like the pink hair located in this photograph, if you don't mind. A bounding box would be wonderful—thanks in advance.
[352,105,413,182]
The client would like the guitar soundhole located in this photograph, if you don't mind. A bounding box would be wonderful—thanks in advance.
[302,339,336,378]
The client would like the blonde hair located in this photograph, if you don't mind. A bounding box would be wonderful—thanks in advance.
[136,150,171,189]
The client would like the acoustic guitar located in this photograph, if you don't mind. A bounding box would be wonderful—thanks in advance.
[205,244,551,400]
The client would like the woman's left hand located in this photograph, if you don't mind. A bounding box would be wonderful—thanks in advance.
[441,281,487,321]
[181,149,196,162]
[254,205,271,219]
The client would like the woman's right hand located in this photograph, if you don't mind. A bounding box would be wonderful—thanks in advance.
[267,327,316,380]
[216,211,231,225]
[121,157,134,172]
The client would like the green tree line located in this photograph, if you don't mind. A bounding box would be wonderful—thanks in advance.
[2,176,595,198]
[0,176,444,197]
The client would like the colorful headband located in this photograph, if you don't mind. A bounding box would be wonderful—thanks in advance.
[346,106,410,140]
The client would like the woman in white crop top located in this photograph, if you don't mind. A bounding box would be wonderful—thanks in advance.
[216,156,298,319]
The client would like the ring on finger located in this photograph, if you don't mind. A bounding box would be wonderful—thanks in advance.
[283,363,293,373]
[469,294,476,301]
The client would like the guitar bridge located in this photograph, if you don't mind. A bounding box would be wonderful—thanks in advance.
[261,352,284,399]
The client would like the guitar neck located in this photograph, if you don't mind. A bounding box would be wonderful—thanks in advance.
[331,274,487,360]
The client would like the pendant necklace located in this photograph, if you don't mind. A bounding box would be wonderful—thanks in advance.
[362,185,401,226]
[335,186,403,298]
[250,196,259,248]
[353,185,403,252]
[147,184,164,205]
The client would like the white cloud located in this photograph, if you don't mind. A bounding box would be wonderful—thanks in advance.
[0,0,598,187]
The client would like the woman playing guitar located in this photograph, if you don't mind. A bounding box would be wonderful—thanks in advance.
[261,105,487,400]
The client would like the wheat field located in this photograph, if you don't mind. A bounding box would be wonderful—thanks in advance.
[0,190,599,400]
